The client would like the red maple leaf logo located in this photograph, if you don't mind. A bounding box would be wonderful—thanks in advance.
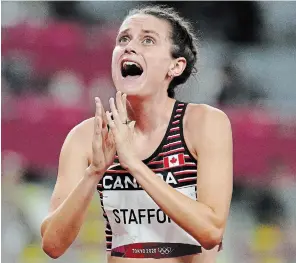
[170,157,177,164]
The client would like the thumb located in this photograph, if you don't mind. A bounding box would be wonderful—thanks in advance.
[128,121,136,131]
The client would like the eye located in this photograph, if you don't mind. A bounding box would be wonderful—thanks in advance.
[118,36,130,44]
[142,37,155,45]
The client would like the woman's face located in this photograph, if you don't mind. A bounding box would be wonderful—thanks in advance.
[112,14,175,97]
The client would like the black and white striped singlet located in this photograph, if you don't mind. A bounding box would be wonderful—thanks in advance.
[97,101,204,259]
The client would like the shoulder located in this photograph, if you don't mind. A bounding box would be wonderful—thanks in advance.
[184,103,232,148]
[66,117,94,142]
[186,103,231,129]
[61,117,94,157]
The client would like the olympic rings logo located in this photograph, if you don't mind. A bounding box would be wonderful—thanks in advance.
[158,247,173,255]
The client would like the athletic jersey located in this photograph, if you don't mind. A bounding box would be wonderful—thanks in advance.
[97,101,202,259]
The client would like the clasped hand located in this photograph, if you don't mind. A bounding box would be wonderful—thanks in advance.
[106,91,137,170]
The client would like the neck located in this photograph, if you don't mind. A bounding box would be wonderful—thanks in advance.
[127,94,175,134]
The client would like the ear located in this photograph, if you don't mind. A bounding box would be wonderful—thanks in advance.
[168,57,187,77]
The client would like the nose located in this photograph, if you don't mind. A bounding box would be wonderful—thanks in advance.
[124,46,136,54]
[124,41,137,54]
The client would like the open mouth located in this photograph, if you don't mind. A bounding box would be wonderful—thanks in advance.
[121,61,143,78]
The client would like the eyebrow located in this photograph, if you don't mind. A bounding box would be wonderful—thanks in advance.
[142,30,160,38]
[118,28,160,38]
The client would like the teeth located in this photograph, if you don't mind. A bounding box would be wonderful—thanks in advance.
[123,61,142,69]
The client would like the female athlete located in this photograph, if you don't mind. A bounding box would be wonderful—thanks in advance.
[41,5,233,263]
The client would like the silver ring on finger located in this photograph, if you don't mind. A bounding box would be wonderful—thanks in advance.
[123,120,132,125]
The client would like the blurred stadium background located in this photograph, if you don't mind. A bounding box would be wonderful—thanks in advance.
[1,1,296,263]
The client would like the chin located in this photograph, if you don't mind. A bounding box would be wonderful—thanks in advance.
[117,86,144,97]
[114,76,146,96]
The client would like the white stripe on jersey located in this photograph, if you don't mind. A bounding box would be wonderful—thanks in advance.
[174,169,197,176]
[159,147,184,156]
[172,120,180,125]
[163,140,182,148]
[178,177,196,182]
[167,134,180,140]
[169,127,180,132]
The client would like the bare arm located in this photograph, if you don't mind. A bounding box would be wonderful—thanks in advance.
[126,107,233,250]
[41,124,99,258]
[41,98,115,258]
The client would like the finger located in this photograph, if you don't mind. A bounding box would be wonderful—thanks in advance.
[95,97,102,118]
[93,116,103,156]
[106,110,117,132]
[101,106,110,150]
[100,102,108,129]
[116,91,126,121]
[94,97,103,135]
[122,93,127,114]
[109,97,122,126]
[128,120,136,130]
[106,130,115,148]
